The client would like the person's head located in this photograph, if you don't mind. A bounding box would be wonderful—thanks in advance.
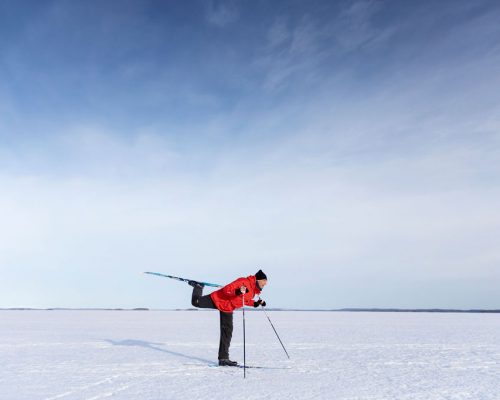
[255,269,267,289]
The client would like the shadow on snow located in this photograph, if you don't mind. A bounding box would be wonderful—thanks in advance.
[103,339,217,366]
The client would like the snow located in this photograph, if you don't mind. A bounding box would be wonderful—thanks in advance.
[1,310,499,399]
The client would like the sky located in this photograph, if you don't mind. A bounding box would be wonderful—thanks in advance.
[1,0,499,310]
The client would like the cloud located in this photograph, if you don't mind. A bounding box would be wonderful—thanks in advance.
[254,1,394,92]
[266,17,289,48]
[332,0,385,50]
[1,106,499,308]
[1,0,500,308]
[205,0,239,27]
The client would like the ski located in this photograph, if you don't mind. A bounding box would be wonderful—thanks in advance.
[143,272,222,288]
[206,364,290,370]
[236,365,291,370]
[236,365,266,370]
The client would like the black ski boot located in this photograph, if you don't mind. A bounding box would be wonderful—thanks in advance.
[188,280,204,288]
[218,359,238,367]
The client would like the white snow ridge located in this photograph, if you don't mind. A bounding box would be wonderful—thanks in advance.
[0,310,499,399]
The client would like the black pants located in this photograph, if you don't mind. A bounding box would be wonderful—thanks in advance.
[191,286,233,360]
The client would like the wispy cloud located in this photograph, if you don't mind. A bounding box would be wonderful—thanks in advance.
[205,0,239,27]
[253,1,395,92]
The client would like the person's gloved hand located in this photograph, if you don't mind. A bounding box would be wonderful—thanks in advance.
[253,299,266,308]
[235,286,247,296]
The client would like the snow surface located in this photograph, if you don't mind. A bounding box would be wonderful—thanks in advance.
[1,310,499,399]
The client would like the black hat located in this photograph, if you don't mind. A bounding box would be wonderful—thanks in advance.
[255,269,267,280]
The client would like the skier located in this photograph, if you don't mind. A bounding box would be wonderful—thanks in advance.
[189,269,268,366]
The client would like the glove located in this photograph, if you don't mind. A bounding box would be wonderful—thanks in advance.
[253,299,266,308]
[235,286,247,296]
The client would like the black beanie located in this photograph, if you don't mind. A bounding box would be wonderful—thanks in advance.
[255,269,267,280]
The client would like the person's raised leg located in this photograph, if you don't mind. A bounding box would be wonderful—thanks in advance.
[191,283,216,309]
[191,283,204,307]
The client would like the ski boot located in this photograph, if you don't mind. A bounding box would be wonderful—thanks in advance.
[218,358,238,367]
[188,280,204,288]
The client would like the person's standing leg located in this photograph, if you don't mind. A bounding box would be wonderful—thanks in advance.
[218,311,233,360]
[190,285,227,363]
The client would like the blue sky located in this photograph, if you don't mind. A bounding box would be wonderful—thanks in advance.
[1,0,499,309]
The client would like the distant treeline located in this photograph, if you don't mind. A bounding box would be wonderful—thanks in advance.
[1,308,151,311]
[1,308,499,313]
[337,308,500,313]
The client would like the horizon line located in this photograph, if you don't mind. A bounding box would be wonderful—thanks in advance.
[1,307,499,313]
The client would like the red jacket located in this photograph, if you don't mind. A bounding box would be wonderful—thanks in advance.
[210,275,261,313]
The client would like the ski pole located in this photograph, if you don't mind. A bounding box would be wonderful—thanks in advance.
[242,293,246,378]
[262,306,290,359]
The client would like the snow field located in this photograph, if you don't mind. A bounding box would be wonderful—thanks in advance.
[0,310,499,399]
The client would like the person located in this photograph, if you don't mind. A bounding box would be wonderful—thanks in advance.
[189,269,268,366]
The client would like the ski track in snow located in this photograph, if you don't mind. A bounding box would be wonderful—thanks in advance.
[0,310,499,400]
